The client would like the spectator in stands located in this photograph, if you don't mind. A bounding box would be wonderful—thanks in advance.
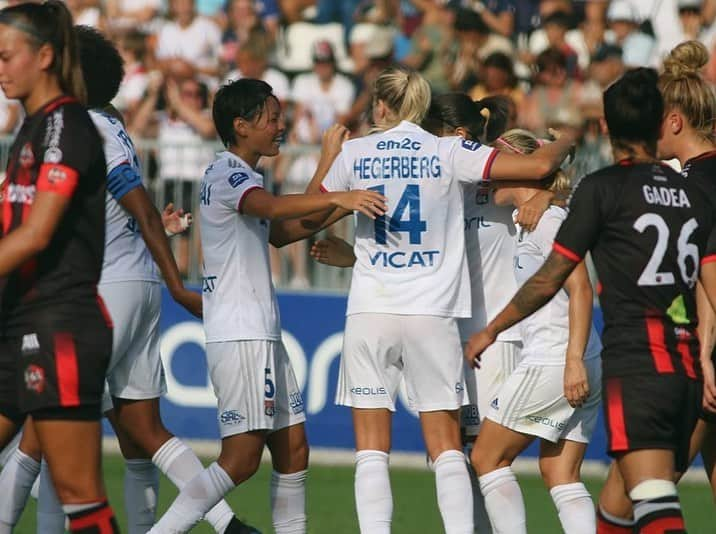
[525,2,590,73]
[519,47,582,136]
[580,44,625,119]
[66,0,104,28]
[105,0,162,32]
[470,0,516,38]
[540,11,582,78]
[312,0,363,38]
[605,0,656,67]
[220,0,266,68]
[0,88,20,136]
[155,0,222,83]
[449,8,513,92]
[223,31,291,107]
[653,0,712,63]
[131,74,216,274]
[468,51,525,108]
[113,30,151,125]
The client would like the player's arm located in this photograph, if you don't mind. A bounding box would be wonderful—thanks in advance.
[698,261,716,412]
[489,132,576,181]
[118,186,201,318]
[562,260,593,407]
[465,251,578,367]
[310,236,356,268]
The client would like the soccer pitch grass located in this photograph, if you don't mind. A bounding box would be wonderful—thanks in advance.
[14,455,714,533]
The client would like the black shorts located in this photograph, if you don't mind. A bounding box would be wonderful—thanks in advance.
[0,337,22,425]
[603,374,701,472]
[9,307,112,421]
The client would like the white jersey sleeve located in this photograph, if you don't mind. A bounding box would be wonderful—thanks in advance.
[200,151,280,342]
[445,137,499,184]
[320,151,351,192]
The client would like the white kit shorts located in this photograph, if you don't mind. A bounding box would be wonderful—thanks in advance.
[206,339,306,438]
[336,313,466,412]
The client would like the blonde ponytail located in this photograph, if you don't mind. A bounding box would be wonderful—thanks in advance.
[372,66,431,131]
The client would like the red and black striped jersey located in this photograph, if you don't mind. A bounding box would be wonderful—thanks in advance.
[0,96,106,335]
[554,160,716,379]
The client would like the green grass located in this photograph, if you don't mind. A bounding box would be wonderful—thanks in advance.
[14,455,715,533]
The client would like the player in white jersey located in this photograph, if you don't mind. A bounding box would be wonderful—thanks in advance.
[0,27,261,534]
[317,66,576,534]
[146,79,386,534]
[464,129,602,534]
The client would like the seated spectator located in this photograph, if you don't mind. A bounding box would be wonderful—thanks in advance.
[604,0,656,67]
[222,31,291,107]
[653,0,712,64]
[349,22,396,76]
[220,0,266,68]
[155,0,222,83]
[449,8,513,92]
[105,0,163,32]
[469,51,525,108]
[113,30,151,124]
[519,47,583,136]
[580,43,624,120]
[540,11,582,78]
[470,0,516,38]
[526,4,590,73]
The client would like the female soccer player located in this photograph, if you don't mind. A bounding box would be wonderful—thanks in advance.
[0,25,258,534]
[596,41,716,534]
[468,128,602,534]
[0,2,119,532]
[316,65,575,534]
[147,78,387,534]
[465,68,716,534]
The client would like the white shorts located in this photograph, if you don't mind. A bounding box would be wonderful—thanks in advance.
[336,314,465,412]
[461,340,521,438]
[486,357,602,443]
[206,340,306,438]
[100,281,166,404]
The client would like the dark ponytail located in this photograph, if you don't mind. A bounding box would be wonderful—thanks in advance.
[423,92,509,144]
[0,0,87,104]
[473,95,510,144]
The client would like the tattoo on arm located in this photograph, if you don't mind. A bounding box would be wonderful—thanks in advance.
[490,251,578,334]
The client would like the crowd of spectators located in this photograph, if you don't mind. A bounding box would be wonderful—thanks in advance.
[1,0,715,287]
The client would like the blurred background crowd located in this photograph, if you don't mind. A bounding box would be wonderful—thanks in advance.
[0,0,713,288]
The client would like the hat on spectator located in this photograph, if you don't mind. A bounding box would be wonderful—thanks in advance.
[591,43,623,63]
[677,0,703,11]
[606,0,639,23]
[312,40,336,63]
[350,23,395,59]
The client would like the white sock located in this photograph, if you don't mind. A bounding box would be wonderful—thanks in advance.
[433,450,473,534]
[270,470,307,534]
[465,449,492,534]
[37,460,66,534]
[478,466,526,534]
[152,437,234,532]
[149,462,234,534]
[124,459,160,534]
[354,450,392,534]
[549,482,595,534]
[0,448,40,531]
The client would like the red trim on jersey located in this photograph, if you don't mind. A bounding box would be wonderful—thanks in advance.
[645,317,675,373]
[482,148,499,182]
[687,149,716,163]
[677,340,697,379]
[640,515,685,534]
[319,184,329,193]
[54,332,80,407]
[2,183,11,234]
[552,242,582,262]
[606,378,629,451]
[701,254,716,266]
[597,281,603,296]
[96,293,113,328]
[596,515,632,534]
[617,158,634,166]
[36,163,79,197]
[43,96,77,114]
[237,186,263,214]
[68,502,115,533]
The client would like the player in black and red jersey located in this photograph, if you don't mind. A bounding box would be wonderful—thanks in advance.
[0,2,118,533]
[465,68,716,534]
[596,41,716,534]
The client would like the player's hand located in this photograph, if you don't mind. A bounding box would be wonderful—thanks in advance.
[515,192,550,232]
[310,236,356,267]
[320,124,350,164]
[171,286,202,318]
[564,358,589,408]
[702,356,716,414]
[331,190,387,219]
[464,329,496,369]
[162,203,192,236]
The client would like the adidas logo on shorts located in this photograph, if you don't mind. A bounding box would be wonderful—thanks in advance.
[490,398,499,410]
[21,333,40,354]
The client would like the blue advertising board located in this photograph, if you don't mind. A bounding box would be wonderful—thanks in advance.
[130,287,615,463]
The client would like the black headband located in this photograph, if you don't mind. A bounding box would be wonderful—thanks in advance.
[0,12,46,43]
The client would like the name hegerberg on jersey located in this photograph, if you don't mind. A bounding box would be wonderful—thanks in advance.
[321,121,498,318]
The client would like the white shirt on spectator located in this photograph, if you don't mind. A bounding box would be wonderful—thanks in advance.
[291,72,354,140]
[156,16,222,72]
[158,112,216,182]
[113,64,150,113]
[222,68,291,103]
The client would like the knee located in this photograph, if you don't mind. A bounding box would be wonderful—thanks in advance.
[51,474,104,504]
[115,417,171,457]
[470,441,506,476]
[219,447,262,485]
[273,439,309,474]
[539,459,580,488]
